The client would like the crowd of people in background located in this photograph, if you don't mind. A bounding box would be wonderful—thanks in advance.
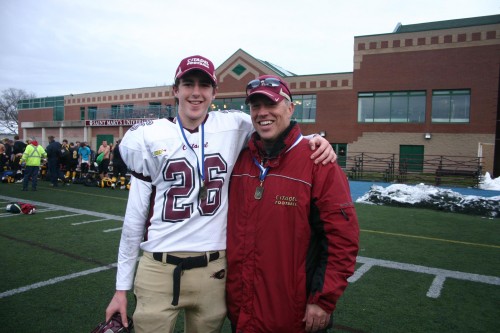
[0,136,129,190]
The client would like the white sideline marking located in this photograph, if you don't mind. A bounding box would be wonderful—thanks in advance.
[32,208,58,214]
[0,208,54,218]
[0,213,19,218]
[46,214,83,220]
[0,195,124,221]
[349,256,500,298]
[2,256,498,300]
[72,219,109,225]
[0,263,118,299]
[428,275,447,298]
[348,261,374,282]
[103,227,123,233]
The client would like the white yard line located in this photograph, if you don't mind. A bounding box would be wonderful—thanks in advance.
[0,263,118,298]
[72,219,110,225]
[103,227,123,232]
[349,256,500,298]
[0,213,21,218]
[0,195,124,221]
[46,214,83,220]
[0,208,57,218]
[30,208,58,213]
[2,255,499,300]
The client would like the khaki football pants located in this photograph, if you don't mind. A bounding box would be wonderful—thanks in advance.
[133,251,227,333]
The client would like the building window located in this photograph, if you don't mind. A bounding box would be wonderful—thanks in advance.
[358,91,426,123]
[124,104,134,118]
[293,95,316,123]
[211,95,317,123]
[211,98,248,113]
[111,105,121,119]
[80,107,85,120]
[232,64,246,76]
[148,102,162,118]
[17,96,64,121]
[431,90,470,123]
[88,106,97,120]
[166,104,175,118]
[52,96,64,121]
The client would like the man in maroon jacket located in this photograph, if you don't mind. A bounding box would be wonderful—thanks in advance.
[226,75,360,333]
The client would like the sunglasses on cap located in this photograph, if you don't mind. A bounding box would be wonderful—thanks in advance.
[246,78,292,101]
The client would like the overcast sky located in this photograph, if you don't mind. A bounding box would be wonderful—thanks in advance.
[0,0,498,97]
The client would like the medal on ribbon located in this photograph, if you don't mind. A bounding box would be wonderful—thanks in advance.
[199,182,208,201]
[253,158,269,200]
[254,182,264,200]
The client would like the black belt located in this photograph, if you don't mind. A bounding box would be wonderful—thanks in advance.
[152,251,220,306]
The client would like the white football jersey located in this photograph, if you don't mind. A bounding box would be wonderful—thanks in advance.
[116,111,253,290]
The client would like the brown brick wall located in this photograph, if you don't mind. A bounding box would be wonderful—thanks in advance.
[349,132,494,157]
[352,44,499,135]
[18,108,53,122]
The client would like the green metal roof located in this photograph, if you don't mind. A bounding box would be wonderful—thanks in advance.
[395,14,500,33]
[258,60,297,77]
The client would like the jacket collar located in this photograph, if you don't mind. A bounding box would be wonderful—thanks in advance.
[249,121,301,168]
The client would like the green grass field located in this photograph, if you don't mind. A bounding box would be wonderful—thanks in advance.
[0,181,499,332]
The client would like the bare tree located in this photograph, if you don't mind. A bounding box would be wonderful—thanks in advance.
[0,88,36,134]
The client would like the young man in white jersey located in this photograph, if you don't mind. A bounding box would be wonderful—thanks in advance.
[104,55,336,333]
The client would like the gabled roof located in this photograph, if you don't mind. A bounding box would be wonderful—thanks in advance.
[218,49,297,78]
[394,14,500,33]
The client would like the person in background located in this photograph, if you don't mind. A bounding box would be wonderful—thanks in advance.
[97,140,111,179]
[60,139,72,176]
[111,139,128,189]
[12,135,27,173]
[0,143,8,175]
[2,138,12,167]
[67,142,79,180]
[104,55,336,333]
[78,142,91,177]
[226,75,359,333]
[46,135,68,187]
[20,140,46,191]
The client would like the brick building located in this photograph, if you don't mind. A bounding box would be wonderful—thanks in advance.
[18,14,500,176]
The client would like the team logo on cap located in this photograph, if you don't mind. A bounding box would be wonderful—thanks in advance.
[187,57,210,69]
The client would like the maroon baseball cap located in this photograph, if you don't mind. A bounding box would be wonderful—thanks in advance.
[174,55,217,85]
[245,75,292,104]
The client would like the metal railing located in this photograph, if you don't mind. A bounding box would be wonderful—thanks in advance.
[345,152,482,187]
